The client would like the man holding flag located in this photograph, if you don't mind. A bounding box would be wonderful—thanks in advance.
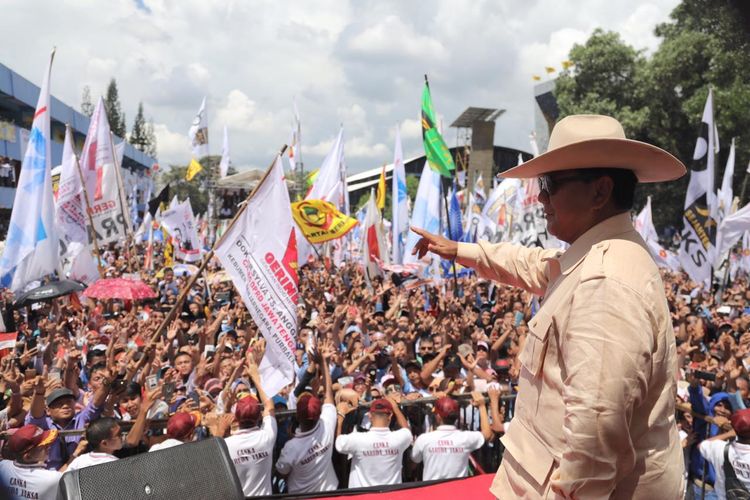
[411,114,687,498]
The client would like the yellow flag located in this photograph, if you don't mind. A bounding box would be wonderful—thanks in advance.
[291,199,358,244]
[532,75,541,81]
[376,165,386,210]
[561,60,574,70]
[163,232,174,267]
[186,158,203,181]
[545,66,556,74]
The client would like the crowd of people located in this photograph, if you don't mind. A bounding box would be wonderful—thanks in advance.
[1,234,750,498]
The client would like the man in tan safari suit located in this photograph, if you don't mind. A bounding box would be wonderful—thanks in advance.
[412,115,686,499]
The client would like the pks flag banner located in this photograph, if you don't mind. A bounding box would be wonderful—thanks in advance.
[219,125,230,179]
[290,199,358,244]
[0,50,59,291]
[421,80,455,178]
[678,88,718,285]
[376,164,386,210]
[188,97,209,160]
[404,161,441,266]
[160,200,202,263]
[78,98,127,245]
[391,126,408,264]
[185,158,203,181]
[215,156,298,397]
[54,125,88,258]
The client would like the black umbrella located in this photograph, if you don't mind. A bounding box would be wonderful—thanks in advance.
[13,280,87,308]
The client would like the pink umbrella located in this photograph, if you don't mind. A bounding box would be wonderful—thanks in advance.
[83,278,158,301]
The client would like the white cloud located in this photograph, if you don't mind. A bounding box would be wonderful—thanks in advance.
[0,0,680,173]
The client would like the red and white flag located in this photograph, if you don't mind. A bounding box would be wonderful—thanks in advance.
[215,156,298,397]
[78,98,127,245]
[0,332,17,351]
[361,188,388,280]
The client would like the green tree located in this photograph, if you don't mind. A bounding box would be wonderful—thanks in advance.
[104,78,127,138]
[554,0,750,231]
[145,119,158,158]
[80,85,94,117]
[129,102,149,153]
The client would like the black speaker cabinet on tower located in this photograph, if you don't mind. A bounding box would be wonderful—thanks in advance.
[57,437,243,500]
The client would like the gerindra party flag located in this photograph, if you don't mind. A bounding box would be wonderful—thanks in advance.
[0,50,59,291]
[291,199,358,244]
[215,155,298,397]
[421,77,455,178]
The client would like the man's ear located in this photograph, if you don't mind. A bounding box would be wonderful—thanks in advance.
[591,176,614,210]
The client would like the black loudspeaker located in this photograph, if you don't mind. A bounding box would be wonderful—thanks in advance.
[57,437,244,500]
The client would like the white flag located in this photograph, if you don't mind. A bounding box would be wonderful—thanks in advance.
[79,98,127,245]
[362,188,387,279]
[215,156,298,397]
[717,138,736,224]
[634,196,659,244]
[404,162,441,266]
[391,125,408,264]
[0,50,59,291]
[188,97,209,159]
[161,200,202,263]
[308,127,345,209]
[646,239,681,272]
[54,125,88,257]
[717,202,750,258]
[219,125,230,178]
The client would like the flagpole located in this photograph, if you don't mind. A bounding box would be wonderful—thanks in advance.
[71,132,105,279]
[109,132,141,275]
[425,74,459,290]
[146,145,287,345]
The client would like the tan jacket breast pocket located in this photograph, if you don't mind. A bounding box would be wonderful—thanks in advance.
[519,311,553,378]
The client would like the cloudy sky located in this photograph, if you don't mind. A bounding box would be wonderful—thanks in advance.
[2,0,680,174]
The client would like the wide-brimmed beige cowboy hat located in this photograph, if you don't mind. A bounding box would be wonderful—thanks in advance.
[503,114,686,183]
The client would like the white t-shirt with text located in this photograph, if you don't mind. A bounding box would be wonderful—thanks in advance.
[275,403,338,493]
[411,425,485,480]
[224,415,278,497]
[0,461,62,500]
[699,439,750,500]
[335,427,413,487]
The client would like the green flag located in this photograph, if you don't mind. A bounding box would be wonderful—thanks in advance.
[421,81,455,178]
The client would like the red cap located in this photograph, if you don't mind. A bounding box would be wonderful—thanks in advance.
[370,398,393,414]
[7,424,58,454]
[235,395,261,424]
[167,412,200,439]
[296,394,322,422]
[434,397,460,419]
[732,409,750,438]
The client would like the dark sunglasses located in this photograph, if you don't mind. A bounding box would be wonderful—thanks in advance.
[537,173,596,196]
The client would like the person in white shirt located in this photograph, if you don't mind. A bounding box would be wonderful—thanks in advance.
[0,424,62,500]
[411,393,493,481]
[149,411,200,452]
[335,396,412,487]
[66,417,122,470]
[699,407,750,499]
[224,352,277,497]
[276,342,339,493]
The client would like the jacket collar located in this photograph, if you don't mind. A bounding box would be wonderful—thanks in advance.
[557,212,634,276]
